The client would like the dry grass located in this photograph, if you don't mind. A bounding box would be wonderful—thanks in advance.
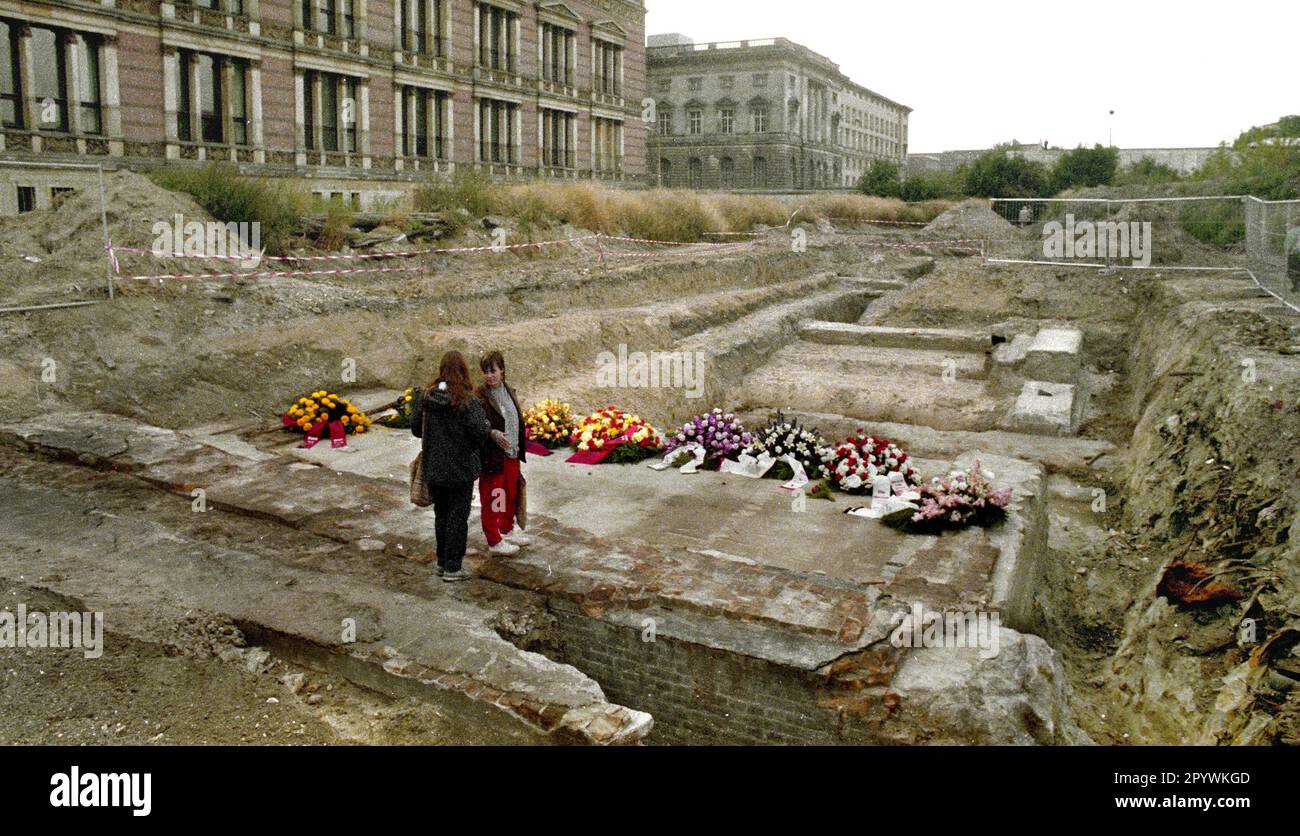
[412,174,951,242]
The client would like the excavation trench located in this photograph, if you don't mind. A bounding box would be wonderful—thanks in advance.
[5,224,1294,744]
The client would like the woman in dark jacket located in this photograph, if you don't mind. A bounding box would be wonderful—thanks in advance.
[411,350,491,582]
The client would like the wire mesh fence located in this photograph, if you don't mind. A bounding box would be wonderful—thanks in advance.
[986,196,1251,272]
[1245,196,1300,308]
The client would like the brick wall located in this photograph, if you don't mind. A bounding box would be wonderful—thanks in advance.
[260,55,297,153]
[368,73,395,159]
[548,603,893,745]
[116,30,165,143]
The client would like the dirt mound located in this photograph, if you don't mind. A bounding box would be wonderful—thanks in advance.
[922,198,1021,242]
[0,170,223,306]
[4,169,214,258]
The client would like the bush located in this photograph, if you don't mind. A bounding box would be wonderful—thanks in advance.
[1179,200,1244,249]
[412,168,500,220]
[315,198,355,250]
[149,163,310,255]
[1191,117,1300,200]
[857,159,901,198]
[1115,157,1183,188]
[899,169,963,202]
[963,148,1051,198]
[1050,144,1118,192]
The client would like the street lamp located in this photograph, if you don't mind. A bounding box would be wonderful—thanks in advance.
[1108,110,1115,147]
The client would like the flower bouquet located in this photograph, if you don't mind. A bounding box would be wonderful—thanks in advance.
[566,407,662,465]
[740,412,832,481]
[821,430,917,494]
[377,388,417,428]
[281,389,372,447]
[664,409,752,470]
[882,462,1012,533]
[523,399,577,449]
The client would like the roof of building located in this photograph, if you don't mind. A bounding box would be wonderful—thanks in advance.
[646,36,911,113]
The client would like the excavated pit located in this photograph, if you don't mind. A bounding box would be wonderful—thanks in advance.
[3,213,1295,745]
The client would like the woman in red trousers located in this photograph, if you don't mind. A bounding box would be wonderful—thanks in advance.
[476,350,529,555]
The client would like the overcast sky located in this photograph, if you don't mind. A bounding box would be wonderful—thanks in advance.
[644,0,1295,152]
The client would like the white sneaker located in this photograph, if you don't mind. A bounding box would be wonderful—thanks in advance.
[488,540,520,556]
[504,529,532,546]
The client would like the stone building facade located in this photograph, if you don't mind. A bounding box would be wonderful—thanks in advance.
[0,0,645,212]
[645,35,909,191]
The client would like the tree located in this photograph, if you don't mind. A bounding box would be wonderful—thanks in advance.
[857,159,901,198]
[899,169,962,202]
[1051,144,1119,192]
[1194,116,1300,200]
[963,147,1050,198]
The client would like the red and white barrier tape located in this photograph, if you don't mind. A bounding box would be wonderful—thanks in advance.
[862,239,985,251]
[825,217,931,226]
[111,233,602,262]
[106,229,976,283]
[120,264,428,282]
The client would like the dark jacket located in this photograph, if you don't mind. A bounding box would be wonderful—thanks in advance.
[411,383,490,486]
[476,382,527,476]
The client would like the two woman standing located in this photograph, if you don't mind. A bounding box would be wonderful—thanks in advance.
[411,349,528,582]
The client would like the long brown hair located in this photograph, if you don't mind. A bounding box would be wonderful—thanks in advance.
[432,350,473,407]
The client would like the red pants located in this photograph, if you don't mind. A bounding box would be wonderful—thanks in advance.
[479,457,520,546]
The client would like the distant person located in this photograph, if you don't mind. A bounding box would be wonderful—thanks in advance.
[476,350,529,555]
[411,350,490,582]
[1018,205,1032,228]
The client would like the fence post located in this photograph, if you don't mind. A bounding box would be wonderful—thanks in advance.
[1104,200,1113,272]
[98,166,114,300]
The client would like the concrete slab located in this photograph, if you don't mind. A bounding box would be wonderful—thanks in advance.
[1023,327,1084,383]
[266,423,1047,626]
[1006,381,1083,437]
[0,464,651,745]
[800,321,994,353]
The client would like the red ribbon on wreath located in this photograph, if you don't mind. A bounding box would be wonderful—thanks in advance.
[564,428,634,465]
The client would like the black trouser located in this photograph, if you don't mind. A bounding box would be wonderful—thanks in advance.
[429,480,475,572]
[1289,252,1300,293]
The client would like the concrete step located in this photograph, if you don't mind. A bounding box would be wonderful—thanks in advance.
[762,340,991,381]
[800,321,994,354]
[742,366,1002,433]
[1004,381,1086,437]
[838,276,910,294]
[652,283,883,408]
[655,273,844,341]
[732,408,1117,478]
